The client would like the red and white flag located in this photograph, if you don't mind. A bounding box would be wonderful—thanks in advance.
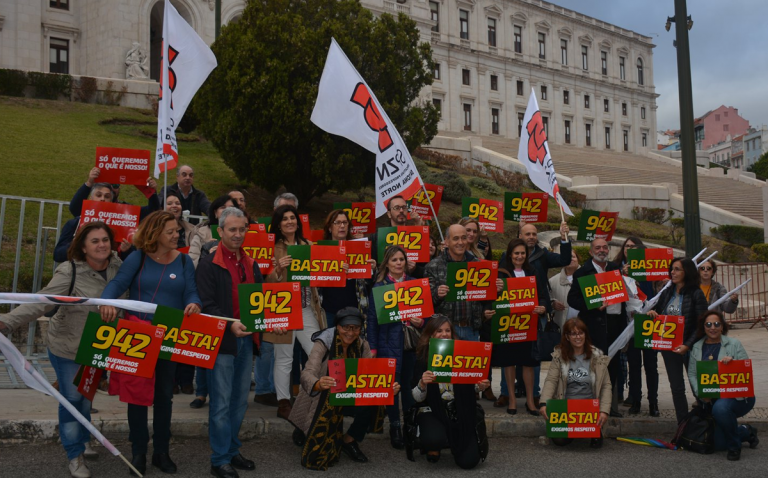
[517,89,573,216]
[311,39,424,217]
[155,0,217,178]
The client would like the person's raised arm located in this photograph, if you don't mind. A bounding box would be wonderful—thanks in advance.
[0,262,75,332]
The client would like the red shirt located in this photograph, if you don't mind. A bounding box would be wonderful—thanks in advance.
[220,246,255,321]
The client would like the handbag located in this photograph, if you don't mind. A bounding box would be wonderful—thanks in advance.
[403,322,421,352]
[673,406,715,454]
[533,312,561,362]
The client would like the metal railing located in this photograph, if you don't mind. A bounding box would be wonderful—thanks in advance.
[716,262,768,330]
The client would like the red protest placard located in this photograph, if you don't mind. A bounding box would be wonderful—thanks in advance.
[504,192,549,223]
[577,210,619,242]
[74,365,103,402]
[300,214,311,239]
[308,230,325,243]
[79,200,140,244]
[462,197,504,233]
[627,248,674,282]
[94,147,151,185]
[497,276,539,312]
[428,339,492,384]
[373,278,434,324]
[249,223,266,233]
[238,282,304,332]
[160,313,227,369]
[242,231,275,276]
[328,358,397,406]
[343,240,372,279]
[577,270,629,310]
[410,184,443,220]
[546,399,601,438]
[698,359,755,399]
[377,226,430,263]
[333,202,376,235]
[287,245,347,287]
[634,314,685,351]
[445,260,498,301]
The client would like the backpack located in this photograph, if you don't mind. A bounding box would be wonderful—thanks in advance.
[672,407,715,454]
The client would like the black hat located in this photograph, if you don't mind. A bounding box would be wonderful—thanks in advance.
[336,307,364,327]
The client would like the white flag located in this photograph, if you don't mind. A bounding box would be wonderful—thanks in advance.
[311,38,424,217]
[155,0,217,178]
[517,89,573,216]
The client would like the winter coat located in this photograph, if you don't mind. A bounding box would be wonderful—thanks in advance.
[703,280,738,314]
[366,274,418,372]
[188,221,214,267]
[539,346,613,415]
[161,183,211,218]
[653,286,708,349]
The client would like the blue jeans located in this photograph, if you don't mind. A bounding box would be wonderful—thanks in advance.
[712,397,756,452]
[48,350,91,460]
[195,366,208,398]
[207,337,253,466]
[454,326,479,342]
[253,340,275,395]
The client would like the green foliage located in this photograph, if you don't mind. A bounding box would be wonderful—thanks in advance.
[468,177,502,195]
[573,245,591,265]
[194,0,439,203]
[490,248,504,262]
[720,244,748,263]
[0,69,28,97]
[669,217,685,245]
[632,207,672,225]
[751,243,768,263]
[559,187,587,210]
[27,72,71,100]
[709,225,764,247]
[74,76,98,103]
[747,151,768,180]
[430,171,470,204]
[567,210,581,228]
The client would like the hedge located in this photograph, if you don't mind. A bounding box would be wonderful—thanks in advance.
[710,225,764,248]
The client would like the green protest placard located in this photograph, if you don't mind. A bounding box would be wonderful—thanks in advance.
[627,248,674,281]
[445,260,498,301]
[503,192,548,223]
[546,399,601,438]
[372,278,434,325]
[576,210,619,241]
[576,270,628,310]
[427,338,492,384]
[697,359,754,399]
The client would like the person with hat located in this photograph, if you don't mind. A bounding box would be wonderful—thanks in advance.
[288,307,401,470]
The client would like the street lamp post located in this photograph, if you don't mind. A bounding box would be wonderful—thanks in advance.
[215,0,222,39]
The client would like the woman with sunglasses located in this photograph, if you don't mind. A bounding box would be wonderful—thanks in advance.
[688,311,758,460]
[539,318,611,448]
[698,260,739,315]
[647,257,708,423]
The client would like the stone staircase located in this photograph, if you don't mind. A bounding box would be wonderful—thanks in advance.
[437,132,765,223]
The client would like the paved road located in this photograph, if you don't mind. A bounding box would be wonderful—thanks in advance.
[1,436,765,478]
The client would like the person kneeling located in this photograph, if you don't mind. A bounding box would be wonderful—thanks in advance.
[539,318,611,448]
[409,315,490,469]
[289,307,400,470]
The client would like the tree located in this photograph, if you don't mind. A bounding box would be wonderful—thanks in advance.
[194,0,439,204]
[747,150,768,180]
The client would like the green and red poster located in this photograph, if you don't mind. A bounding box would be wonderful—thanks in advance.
[74,365,103,402]
[151,305,227,369]
[256,216,272,231]
[428,339,492,384]
[462,197,504,232]
[546,399,602,438]
[328,358,397,406]
[491,276,539,344]
[95,146,150,185]
[445,260,498,301]
[697,359,754,399]
[577,210,619,241]
[633,314,684,351]
[242,231,275,276]
[250,223,267,233]
[577,270,628,310]
[75,312,164,378]
[372,278,434,325]
[333,202,376,235]
[504,192,549,223]
[627,248,674,281]
[308,229,325,242]
[410,184,443,220]
[238,282,303,332]
[377,226,430,263]
[79,200,140,244]
[286,244,346,287]
[317,240,372,279]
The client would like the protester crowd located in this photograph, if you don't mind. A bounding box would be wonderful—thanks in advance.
[0,165,760,478]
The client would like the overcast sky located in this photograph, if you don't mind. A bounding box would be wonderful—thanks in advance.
[556,0,768,131]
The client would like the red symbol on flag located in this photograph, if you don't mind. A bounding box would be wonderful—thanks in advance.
[526,111,548,165]
[159,43,179,109]
[350,83,394,153]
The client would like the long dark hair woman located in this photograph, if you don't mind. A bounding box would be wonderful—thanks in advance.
[408,315,489,468]
[100,210,201,475]
[0,222,122,477]
[648,257,708,423]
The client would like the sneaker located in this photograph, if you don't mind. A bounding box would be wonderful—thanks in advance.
[68,455,91,478]
[83,442,99,460]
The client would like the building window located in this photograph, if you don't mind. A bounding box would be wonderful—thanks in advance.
[430,2,439,32]
[492,108,500,135]
[541,85,547,100]
[462,68,470,86]
[538,33,546,59]
[604,99,609,113]
[605,126,611,148]
[584,95,590,108]
[724,124,729,132]
[637,57,644,85]
[623,130,629,151]
[641,106,646,119]
[517,80,523,96]
[490,74,498,91]
[460,10,469,40]
[561,39,568,65]
[715,114,720,121]
[50,0,69,10]
[488,18,497,47]
[518,112,524,136]
[563,90,569,105]
[565,120,571,144]
[581,45,588,70]
[463,103,472,131]
[49,38,70,74]
[622,103,627,116]
[601,51,608,75]
[724,111,729,117]
[434,63,440,80]
[619,56,626,80]
[542,116,549,137]
[586,123,592,146]
[433,98,442,118]
[514,26,522,53]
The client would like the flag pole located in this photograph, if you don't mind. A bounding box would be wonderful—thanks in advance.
[420,182,443,242]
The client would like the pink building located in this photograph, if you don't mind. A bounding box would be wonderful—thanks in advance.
[694,105,750,150]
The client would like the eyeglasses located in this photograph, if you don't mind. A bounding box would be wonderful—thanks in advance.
[705,321,722,329]
[390,205,408,212]
[333,220,349,226]
[341,325,361,332]
[568,331,585,337]
[625,244,637,249]
[671,267,684,272]
[699,267,713,272]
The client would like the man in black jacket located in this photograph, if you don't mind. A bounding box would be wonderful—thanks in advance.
[161,165,211,219]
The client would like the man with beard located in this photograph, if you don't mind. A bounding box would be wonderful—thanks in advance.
[369,195,422,276]
[567,238,625,417]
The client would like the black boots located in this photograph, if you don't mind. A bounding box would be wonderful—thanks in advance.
[648,400,660,417]
[390,426,404,449]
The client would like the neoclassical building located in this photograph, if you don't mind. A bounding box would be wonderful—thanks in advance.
[0,0,657,153]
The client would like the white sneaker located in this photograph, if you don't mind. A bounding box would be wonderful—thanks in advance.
[83,442,99,460]
[69,455,91,478]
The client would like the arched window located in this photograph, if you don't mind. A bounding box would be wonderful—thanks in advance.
[637,57,644,85]
[149,0,194,81]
